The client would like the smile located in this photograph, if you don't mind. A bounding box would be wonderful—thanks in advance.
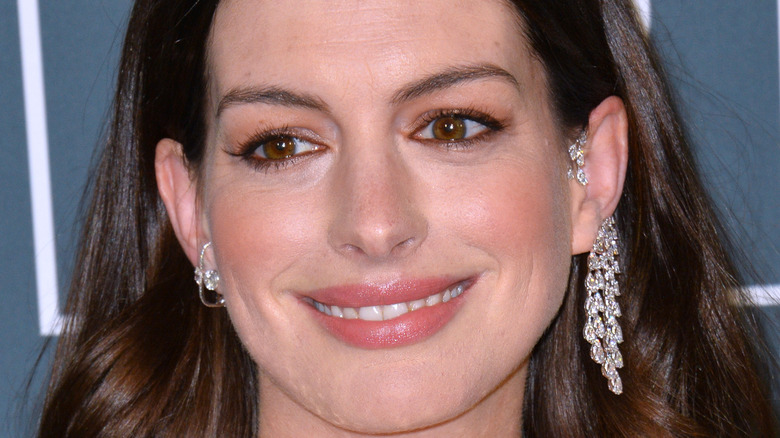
[305,281,467,321]
[301,277,475,348]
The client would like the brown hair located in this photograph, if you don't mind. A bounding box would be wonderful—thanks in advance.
[514,2,777,436]
[38,0,776,436]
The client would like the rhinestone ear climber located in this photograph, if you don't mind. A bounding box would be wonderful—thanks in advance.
[194,241,225,307]
[567,131,588,186]
[583,216,624,394]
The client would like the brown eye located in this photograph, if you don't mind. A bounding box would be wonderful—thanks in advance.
[432,116,467,141]
[233,130,322,171]
[262,136,297,160]
[418,113,491,143]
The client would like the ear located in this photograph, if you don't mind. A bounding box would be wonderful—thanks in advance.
[155,138,203,266]
[569,96,628,254]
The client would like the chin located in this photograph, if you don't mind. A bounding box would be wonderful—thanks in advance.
[315,384,477,435]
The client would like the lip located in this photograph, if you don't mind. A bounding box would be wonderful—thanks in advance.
[299,276,475,349]
[303,277,465,308]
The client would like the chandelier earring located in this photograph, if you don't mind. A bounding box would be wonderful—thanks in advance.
[194,241,225,308]
[582,216,624,394]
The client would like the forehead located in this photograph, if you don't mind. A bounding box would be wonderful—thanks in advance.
[207,0,530,103]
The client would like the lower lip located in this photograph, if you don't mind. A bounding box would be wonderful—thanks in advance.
[304,292,467,349]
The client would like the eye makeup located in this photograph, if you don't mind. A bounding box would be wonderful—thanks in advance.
[412,107,507,150]
[224,105,509,172]
[226,125,326,172]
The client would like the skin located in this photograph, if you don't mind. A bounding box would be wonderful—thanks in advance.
[155,0,628,436]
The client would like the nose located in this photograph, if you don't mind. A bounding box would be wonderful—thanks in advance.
[327,145,427,261]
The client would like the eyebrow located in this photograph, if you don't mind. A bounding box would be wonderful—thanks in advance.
[215,63,520,117]
[216,86,329,117]
[391,64,521,104]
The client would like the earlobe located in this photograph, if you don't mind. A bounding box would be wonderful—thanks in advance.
[569,96,629,254]
[155,138,202,266]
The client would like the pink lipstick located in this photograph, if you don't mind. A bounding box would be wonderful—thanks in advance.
[301,277,473,349]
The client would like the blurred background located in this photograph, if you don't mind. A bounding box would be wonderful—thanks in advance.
[1,1,778,436]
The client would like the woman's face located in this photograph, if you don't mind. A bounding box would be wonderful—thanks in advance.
[201,0,573,434]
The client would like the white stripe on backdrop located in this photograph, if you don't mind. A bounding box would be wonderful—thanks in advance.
[16,0,778,336]
[634,0,652,29]
[17,0,62,337]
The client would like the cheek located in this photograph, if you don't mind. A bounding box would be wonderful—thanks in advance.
[207,181,322,277]
[443,155,570,273]
[203,179,325,345]
[438,152,572,345]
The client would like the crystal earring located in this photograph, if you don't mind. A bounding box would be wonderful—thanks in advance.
[567,131,588,186]
[194,241,225,308]
[583,216,624,394]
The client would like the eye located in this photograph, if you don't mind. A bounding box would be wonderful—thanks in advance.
[255,135,318,160]
[229,128,325,172]
[415,110,502,143]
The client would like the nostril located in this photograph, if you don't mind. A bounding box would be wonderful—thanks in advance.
[394,236,416,252]
[340,243,364,255]
[331,226,424,260]
[326,156,428,260]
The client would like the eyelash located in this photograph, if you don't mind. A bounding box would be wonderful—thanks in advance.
[229,126,321,172]
[413,107,506,148]
[229,108,507,172]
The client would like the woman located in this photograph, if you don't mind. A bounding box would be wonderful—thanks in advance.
[38,0,776,436]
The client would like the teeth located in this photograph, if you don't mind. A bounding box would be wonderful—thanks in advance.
[382,303,409,319]
[310,281,467,321]
[409,299,426,311]
[426,293,441,307]
[450,284,464,298]
[358,305,383,321]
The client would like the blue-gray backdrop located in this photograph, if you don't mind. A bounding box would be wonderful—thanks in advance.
[1,1,778,436]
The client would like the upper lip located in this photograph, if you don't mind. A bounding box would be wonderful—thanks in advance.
[299,276,473,308]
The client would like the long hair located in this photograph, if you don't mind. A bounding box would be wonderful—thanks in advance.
[38,1,256,436]
[38,0,776,436]
[514,2,777,436]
